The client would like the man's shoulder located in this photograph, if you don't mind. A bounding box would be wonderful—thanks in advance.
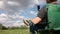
[41,6,46,10]
[40,5,46,12]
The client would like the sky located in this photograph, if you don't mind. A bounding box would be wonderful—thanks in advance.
[0,0,60,27]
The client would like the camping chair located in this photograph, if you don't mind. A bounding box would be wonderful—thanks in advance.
[47,4,60,33]
[38,4,60,34]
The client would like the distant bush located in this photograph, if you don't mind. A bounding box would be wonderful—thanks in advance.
[2,26,8,30]
[10,27,20,29]
[0,23,2,30]
[0,23,8,30]
[20,25,29,29]
[0,24,29,30]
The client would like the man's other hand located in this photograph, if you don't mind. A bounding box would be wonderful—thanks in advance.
[23,19,29,26]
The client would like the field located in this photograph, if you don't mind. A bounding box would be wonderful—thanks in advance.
[0,29,29,34]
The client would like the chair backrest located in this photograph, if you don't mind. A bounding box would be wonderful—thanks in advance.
[47,4,60,30]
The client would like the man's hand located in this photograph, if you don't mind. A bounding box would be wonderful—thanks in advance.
[51,1,57,4]
[30,17,41,24]
[23,19,29,26]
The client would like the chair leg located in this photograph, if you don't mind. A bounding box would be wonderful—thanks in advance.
[39,30,51,34]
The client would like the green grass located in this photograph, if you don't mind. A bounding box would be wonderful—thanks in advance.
[0,29,29,34]
[0,29,52,34]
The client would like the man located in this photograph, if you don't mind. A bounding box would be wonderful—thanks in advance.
[23,0,59,34]
[23,4,47,34]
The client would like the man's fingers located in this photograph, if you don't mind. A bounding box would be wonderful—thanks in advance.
[23,20,29,26]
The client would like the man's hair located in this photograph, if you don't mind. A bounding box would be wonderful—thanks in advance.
[46,0,57,3]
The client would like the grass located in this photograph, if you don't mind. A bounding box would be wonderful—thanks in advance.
[0,29,29,34]
[0,29,52,34]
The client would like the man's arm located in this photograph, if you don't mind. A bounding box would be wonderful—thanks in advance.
[30,17,41,24]
[30,6,46,25]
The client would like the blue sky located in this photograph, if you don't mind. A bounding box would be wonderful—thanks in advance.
[20,4,45,19]
[0,0,60,27]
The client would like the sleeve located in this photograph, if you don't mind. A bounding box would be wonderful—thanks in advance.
[37,6,46,19]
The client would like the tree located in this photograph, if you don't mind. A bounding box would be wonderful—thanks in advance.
[0,23,2,30]
[20,25,28,29]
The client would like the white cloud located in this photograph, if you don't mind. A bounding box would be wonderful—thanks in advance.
[12,22,20,27]
[8,15,25,27]
[0,1,4,8]
[0,13,7,17]
[0,0,34,15]
[0,0,46,27]
[34,0,46,5]
[0,0,46,15]
[7,21,21,27]
[7,15,25,20]
[34,0,40,5]
[0,13,7,22]
[8,1,21,6]
[39,0,46,4]
[28,4,34,9]
[30,11,37,15]
[0,13,25,27]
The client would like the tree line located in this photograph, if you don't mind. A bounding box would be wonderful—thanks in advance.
[0,23,29,30]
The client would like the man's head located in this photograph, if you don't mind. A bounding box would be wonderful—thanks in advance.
[46,0,57,4]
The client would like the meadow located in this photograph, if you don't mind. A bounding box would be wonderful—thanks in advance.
[0,29,29,34]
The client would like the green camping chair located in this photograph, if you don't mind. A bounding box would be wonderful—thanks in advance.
[38,4,60,34]
[43,4,60,34]
[46,4,60,30]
